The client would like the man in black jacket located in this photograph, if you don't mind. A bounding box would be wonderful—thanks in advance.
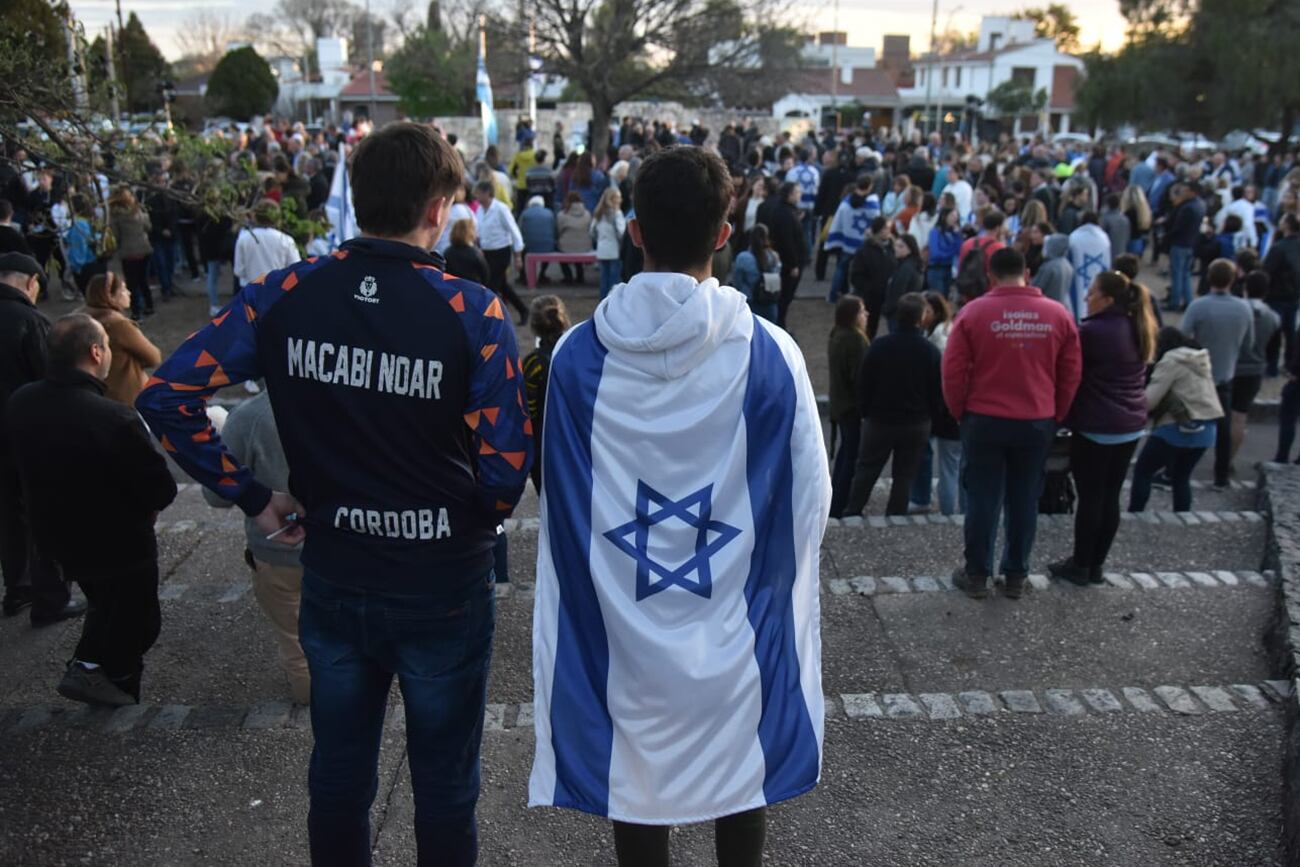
[813,151,853,281]
[1265,213,1300,375]
[9,314,176,705]
[842,292,944,516]
[849,217,897,339]
[756,181,808,329]
[0,253,79,624]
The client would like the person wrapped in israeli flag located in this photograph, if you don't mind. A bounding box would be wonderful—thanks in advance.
[530,146,831,863]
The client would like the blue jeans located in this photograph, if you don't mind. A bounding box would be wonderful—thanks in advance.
[599,259,621,298]
[205,260,223,309]
[829,253,851,302]
[828,414,860,518]
[960,414,1055,578]
[910,437,963,515]
[1126,238,1146,256]
[926,265,952,297]
[802,210,818,263]
[151,241,176,298]
[1129,437,1206,513]
[1168,245,1193,309]
[300,570,495,867]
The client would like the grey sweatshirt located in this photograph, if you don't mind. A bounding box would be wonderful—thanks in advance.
[201,392,302,568]
[1035,234,1074,308]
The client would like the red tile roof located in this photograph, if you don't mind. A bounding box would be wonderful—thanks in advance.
[339,69,396,99]
[787,67,900,103]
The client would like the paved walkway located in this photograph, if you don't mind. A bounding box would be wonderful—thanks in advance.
[0,276,1285,865]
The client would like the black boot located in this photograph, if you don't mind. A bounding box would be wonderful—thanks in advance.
[951,566,988,600]
[1048,557,1091,587]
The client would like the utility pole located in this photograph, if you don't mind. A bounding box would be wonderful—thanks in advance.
[64,7,88,114]
[366,0,377,121]
[105,24,120,125]
[923,0,939,137]
[526,18,537,126]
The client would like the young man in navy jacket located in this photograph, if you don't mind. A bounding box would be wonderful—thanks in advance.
[138,122,532,867]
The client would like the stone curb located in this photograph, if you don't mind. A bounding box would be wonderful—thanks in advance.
[813,392,1282,423]
[3,680,1284,737]
[825,569,1274,599]
[1258,464,1300,864]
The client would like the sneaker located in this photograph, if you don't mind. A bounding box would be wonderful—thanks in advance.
[31,598,87,627]
[951,566,988,599]
[1047,557,1091,587]
[907,501,931,515]
[243,380,262,395]
[209,305,222,317]
[57,663,135,707]
[1150,468,1172,490]
[60,289,77,302]
[1003,573,1027,599]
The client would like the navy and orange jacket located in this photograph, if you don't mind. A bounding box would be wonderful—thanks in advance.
[137,237,533,594]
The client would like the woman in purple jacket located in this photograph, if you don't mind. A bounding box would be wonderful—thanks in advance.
[1050,271,1157,586]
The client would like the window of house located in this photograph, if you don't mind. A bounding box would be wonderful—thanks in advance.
[1011,67,1035,88]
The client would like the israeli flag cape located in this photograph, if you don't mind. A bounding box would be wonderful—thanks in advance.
[530,272,830,824]
[824,194,881,254]
[1066,223,1112,322]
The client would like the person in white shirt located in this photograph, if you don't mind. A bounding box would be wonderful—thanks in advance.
[233,202,301,292]
[434,184,475,257]
[1215,185,1259,250]
[946,166,973,223]
[473,180,529,324]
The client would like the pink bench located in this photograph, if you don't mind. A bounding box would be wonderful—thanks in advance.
[525,252,597,289]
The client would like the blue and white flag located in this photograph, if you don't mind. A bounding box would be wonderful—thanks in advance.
[790,161,820,211]
[530,272,830,824]
[1067,223,1112,322]
[323,143,357,250]
[824,193,880,254]
[477,54,498,148]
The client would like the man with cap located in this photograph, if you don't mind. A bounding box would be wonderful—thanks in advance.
[0,253,82,624]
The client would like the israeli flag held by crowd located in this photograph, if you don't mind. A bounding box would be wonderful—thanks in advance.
[529,272,831,824]
[324,143,358,250]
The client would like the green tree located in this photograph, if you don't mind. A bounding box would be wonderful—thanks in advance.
[985,80,1048,117]
[206,47,279,120]
[1013,4,1081,52]
[116,12,170,113]
[530,0,788,157]
[0,0,67,66]
[386,24,475,115]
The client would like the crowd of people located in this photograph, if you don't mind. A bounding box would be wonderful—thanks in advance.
[2,106,1300,866]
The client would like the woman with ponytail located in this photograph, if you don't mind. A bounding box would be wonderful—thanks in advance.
[1050,270,1157,586]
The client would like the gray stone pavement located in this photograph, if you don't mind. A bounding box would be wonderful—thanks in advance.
[0,276,1287,864]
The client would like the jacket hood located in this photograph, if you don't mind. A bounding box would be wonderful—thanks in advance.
[1044,234,1070,258]
[593,271,753,380]
[1165,346,1213,376]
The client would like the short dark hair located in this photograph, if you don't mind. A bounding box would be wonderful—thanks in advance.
[350,122,463,237]
[1113,252,1141,280]
[48,314,104,373]
[989,247,1026,281]
[982,211,1004,231]
[1207,258,1237,289]
[1283,213,1300,235]
[632,147,732,271]
[895,292,926,329]
[1080,211,1099,226]
[1245,269,1270,300]
[1105,193,1120,210]
[870,216,888,235]
[0,199,11,221]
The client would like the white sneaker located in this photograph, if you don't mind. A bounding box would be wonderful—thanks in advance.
[244,380,262,395]
[209,305,222,317]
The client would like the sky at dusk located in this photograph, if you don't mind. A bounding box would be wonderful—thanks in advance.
[67,0,1129,61]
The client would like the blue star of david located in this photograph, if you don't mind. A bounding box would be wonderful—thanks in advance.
[603,481,742,601]
[851,211,872,234]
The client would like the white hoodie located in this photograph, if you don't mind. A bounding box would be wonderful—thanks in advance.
[530,271,831,824]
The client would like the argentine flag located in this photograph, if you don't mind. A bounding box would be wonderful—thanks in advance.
[530,272,831,823]
[477,54,498,148]
[323,143,357,250]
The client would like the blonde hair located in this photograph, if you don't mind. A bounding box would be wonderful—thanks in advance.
[593,186,622,221]
[450,217,477,246]
[1019,198,1048,230]
[1120,184,1152,232]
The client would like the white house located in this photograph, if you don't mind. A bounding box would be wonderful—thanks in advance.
[900,16,1085,136]
[272,37,358,123]
[770,32,903,129]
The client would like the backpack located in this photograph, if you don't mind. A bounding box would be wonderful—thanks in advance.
[954,238,992,303]
[1038,430,1075,515]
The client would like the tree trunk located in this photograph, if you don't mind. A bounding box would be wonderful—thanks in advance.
[589,97,612,165]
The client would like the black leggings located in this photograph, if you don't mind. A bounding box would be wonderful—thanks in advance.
[1069,435,1140,572]
[612,807,766,867]
[121,256,153,315]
